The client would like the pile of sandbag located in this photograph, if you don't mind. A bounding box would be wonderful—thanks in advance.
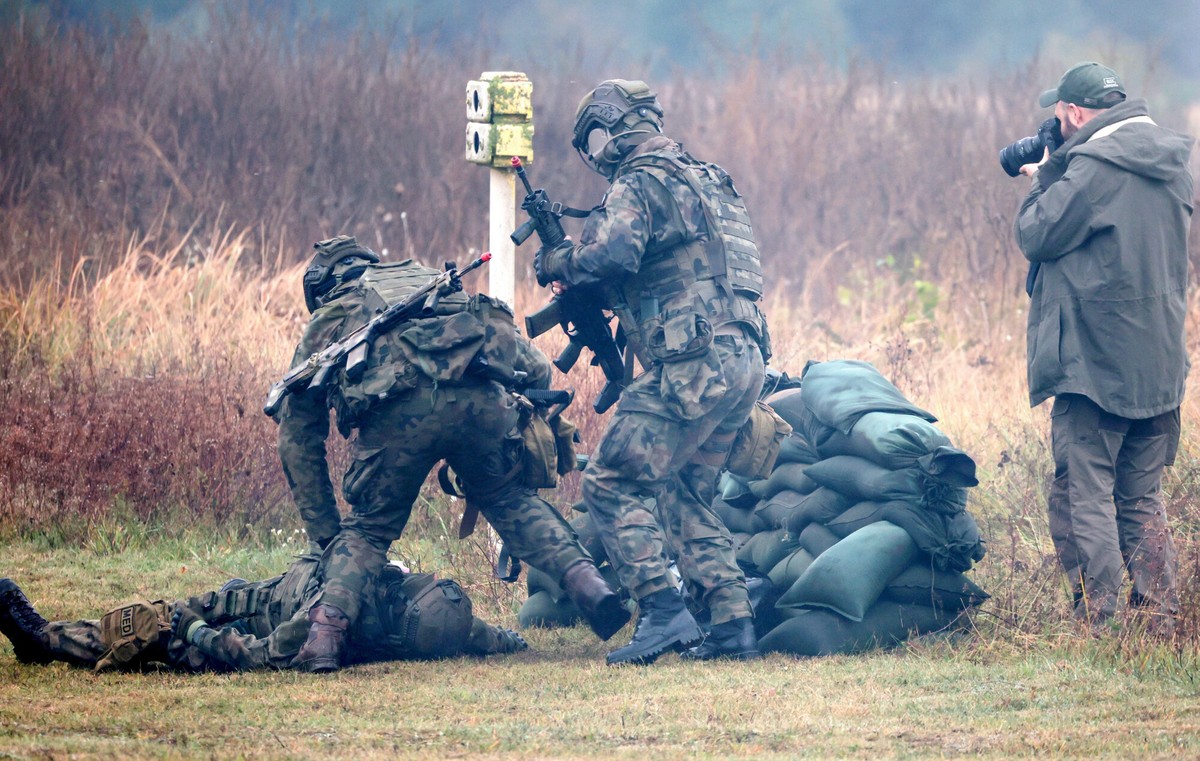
[716,359,988,656]
[516,359,988,657]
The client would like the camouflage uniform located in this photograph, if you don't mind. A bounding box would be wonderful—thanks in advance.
[276,258,593,625]
[38,552,515,671]
[544,136,770,626]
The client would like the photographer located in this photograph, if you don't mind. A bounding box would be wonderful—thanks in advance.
[1012,62,1194,633]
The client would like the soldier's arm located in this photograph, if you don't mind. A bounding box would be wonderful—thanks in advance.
[275,306,348,547]
[513,333,553,391]
[188,608,310,671]
[553,176,654,287]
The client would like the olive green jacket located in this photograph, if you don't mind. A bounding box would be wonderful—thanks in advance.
[1015,99,1194,418]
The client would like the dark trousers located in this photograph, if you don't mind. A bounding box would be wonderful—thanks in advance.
[1048,394,1180,622]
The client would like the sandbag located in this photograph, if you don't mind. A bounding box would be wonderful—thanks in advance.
[775,433,821,465]
[881,503,985,572]
[753,462,819,500]
[735,528,801,576]
[754,488,832,533]
[718,472,761,509]
[818,411,951,468]
[768,548,815,591]
[915,446,979,488]
[764,387,835,450]
[720,502,767,535]
[882,564,990,611]
[825,501,891,538]
[759,600,957,657]
[799,360,936,434]
[777,521,918,621]
[518,590,583,629]
[729,531,755,554]
[805,456,925,502]
[798,522,840,558]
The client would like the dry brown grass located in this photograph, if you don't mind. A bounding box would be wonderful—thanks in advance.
[2,11,1199,645]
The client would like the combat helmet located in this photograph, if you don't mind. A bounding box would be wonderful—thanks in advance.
[572,79,664,178]
[378,564,473,659]
[301,235,380,313]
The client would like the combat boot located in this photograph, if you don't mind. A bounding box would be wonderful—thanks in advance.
[291,603,350,673]
[0,578,52,664]
[561,561,631,641]
[605,588,702,666]
[680,616,761,661]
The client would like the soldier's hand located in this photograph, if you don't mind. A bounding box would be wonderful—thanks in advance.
[170,604,208,644]
[535,241,573,288]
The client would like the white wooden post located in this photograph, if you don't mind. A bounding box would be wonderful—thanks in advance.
[465,72,533,314]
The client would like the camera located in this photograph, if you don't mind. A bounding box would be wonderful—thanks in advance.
[999,117,1064,177]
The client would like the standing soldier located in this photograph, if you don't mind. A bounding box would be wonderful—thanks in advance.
[533,80,771,664]
[1013,62,1193,632]
[275,237,629,672]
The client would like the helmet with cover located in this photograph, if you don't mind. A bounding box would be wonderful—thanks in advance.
[302,235,380,313]
[377,564,473,658]
[571,79,664,177]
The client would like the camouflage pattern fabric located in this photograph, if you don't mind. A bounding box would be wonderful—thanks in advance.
[1048,394,1180,623]
[38,555,520,671]
[313,374,591,622]
[276,257,590,626]
[541,132,770,627]
[584,332,764,625]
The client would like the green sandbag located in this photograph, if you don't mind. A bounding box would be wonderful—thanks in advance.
[735,528,801,576]
[720,502,767,534]
[776,432,821,465]
[526,566,566,602]
[777,521,918,621]
[805,456,924,502]
[755,487,854,535]
[755,462,819,500]
[768,548,815,591]
[819,411,951,468]
[718,471,761,509]
[798,522,840,558]
[518,590,583,629]
[799,360,936,433]
[825,501,891,538]
[729,531,754,553]
[882,564,990,611]
[765,387,836,450]
[759,600,957,657]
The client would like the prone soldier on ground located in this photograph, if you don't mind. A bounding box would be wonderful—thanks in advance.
[273,237,629,672]
[0,552,526,672]
[527,80,773,664]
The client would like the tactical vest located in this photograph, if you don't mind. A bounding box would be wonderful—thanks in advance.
[612,147,769,363]
[324,260,521,429]
[187,556,319,640]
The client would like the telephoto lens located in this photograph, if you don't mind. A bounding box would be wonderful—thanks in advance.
[999,117,1063,177]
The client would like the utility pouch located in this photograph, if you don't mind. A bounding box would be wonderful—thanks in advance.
[645,310,713,364]
[727,401,793,479]
[552,414,580,476]
[95,599,172,672]
[518,398,560,489]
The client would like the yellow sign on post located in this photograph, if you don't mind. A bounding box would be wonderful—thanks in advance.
[466,72,533,312]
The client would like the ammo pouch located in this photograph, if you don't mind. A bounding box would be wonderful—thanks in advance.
[95,599,172,672]
[517,396,560,489]
[727,401,793,480]
[645,310,713,364]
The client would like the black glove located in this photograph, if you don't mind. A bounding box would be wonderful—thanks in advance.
[171,604,208,644]
[534,242,572,288]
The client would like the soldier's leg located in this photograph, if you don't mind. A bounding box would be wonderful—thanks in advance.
[1049,395,1127,621]
[1114,409,1180,622]
[40,620,107,667]
[663,333,762,627]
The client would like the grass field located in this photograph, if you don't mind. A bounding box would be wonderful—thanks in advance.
[3,537,1199,760]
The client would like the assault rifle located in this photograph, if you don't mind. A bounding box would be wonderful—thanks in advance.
[508,157,625,414]
[262,253,492,417]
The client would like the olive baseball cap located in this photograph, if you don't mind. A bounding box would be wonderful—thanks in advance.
[1039,62,1125,108]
